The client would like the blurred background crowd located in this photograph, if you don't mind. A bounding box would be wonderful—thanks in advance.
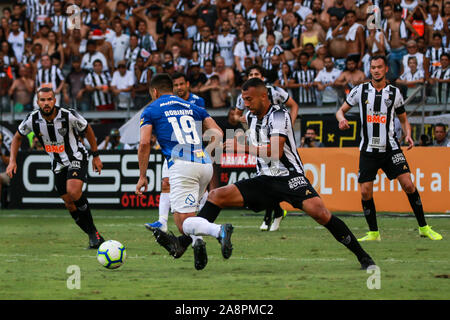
[0,0,448,142]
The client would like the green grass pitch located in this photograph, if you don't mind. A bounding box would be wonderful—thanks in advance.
[0,209,449,300]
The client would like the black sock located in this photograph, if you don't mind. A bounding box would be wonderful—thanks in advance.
[362,198,378,231]
[178,234,192,248]
[264,208,272,225]
[74,195,97,234]
[198,201,222,223]
[324,215,370,261]
[69,210,90,234]
[273,203,284,219]
[407,189,427,227]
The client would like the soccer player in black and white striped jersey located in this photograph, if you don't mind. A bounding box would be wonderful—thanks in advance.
[336,55,442,241]
[196,78,376,270]
[6,87,106,249]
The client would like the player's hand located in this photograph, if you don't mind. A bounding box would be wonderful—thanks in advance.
[92,156,103,174]
[405,135,414,150]
[6,161,17,179]
[338,119,350,130]
[135,176,148,196]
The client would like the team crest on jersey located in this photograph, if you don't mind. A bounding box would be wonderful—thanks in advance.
[384,98,392,107]
[185,194,196,206]
[58,127,67,136]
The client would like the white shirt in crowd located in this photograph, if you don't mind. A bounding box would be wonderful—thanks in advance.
[108,33,130,67]
[314,67,342,102]
[8,31,25,63]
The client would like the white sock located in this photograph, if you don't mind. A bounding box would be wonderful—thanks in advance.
[190,235,204,247]
[199,190,208,211]
[158,192,170,225]
[183,217,221,238]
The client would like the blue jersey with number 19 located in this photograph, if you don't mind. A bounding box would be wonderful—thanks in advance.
[140,94,211,167]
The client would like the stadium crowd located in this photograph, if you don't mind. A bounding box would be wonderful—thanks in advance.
[0,0,448,132]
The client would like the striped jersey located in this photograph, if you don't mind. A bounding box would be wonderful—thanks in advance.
[293,67,317,104]
[236,85,289,111]
[193,39,219,68]
[35,66,65,92]
[245,104,304,177]
[425,46,447,74]
[84,71,112,106]
[261,45,284,70]
[18,107,89,172]
[346,82,405,153]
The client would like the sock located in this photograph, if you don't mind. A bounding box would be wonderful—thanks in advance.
[178,234,193,248]
[362,198,378,231]
[273,203,284,219]
[198,201,222,223]
[158,192,170,225]
[263,208,272,225]
[324,215,370,261]
[182,217,221,238]
[73,195,97,234]
[69,210,90,234]
[190,235,203,247]
[199,191,209,211]
[406,189,427,227]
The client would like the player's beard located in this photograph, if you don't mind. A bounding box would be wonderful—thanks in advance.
[39,105,55,117]
[372,75,385,83]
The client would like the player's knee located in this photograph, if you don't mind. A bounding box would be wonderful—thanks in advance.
[312,207,331,225]
[207,188,223,206]
[402,182,416,194]
[66,186,82,202]
[360,187,373,200]
[161,178,170,193]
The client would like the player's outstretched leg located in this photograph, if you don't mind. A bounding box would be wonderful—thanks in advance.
[398,174,443,240]
[302,197,376,270]
[269,203,286,232]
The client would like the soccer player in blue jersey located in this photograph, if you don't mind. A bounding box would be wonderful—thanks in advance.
[136,74,233,270]
[146,72,208,234]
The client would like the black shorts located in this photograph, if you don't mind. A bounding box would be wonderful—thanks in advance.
[234,174,319,212]
[358,149,410,184]
[54,160,88,196]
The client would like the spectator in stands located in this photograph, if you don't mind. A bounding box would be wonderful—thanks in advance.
[313,55,341,106]
[396,56,425,100]
[111,60,135,111]
[234,30,261,74]
[63,55,89,111]
[326,13,347,71]
[35,54,65,105]
[429,53,450,103]
[274,62,295,97]
[124,34,141,72]
[8,19,25,64]
[9,65,34,112]
[135,20,157,54]
[81,40,108,72]
[402,39,427,78]
[192,25,219,68]
[109,21,130,68]
[84,59,114,112]
[301,126,325,148]
[133,57,151,109]
[47,31,64,69]
[261,32,285,71]
[258,17,282,47]
[425,33,446,77]
[214,56,235,94]
[102,128,131,150]
[417,134,432,146]
[280,24,298,62]
[0,57,11,112]
[300,16,324,50]
[335,57,367,98]
[200,74,228,109]
[187,61,207,95]
[92,29,114,72]
[288,52,317,105]
[310,44,329,72]
[203,59,216,80]
[425,4,444,41]
[433,123,450,147]
[0,133,10,207]
[327,0,347,21]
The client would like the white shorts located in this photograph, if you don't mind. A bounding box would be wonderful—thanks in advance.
[169,160,213,213]
[162,159,169,179]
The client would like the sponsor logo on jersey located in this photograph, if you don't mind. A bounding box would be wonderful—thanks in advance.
[70,160,81,169]
[45,144,65,153]
[366,115,387,123]
[392,153,406,164]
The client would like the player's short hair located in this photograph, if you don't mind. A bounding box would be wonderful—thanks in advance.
[171,72,187,82]
[242,77,266,92]
[150,73,173,93]
[370,55,388,66]
[37,86,55,98]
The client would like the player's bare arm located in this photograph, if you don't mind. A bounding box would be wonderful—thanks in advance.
[84,124,103,174]
[6,131,22,178]
[397,112,414,150]
[336,101,352,130]
[285,97,299,125]
[136,124,152,195]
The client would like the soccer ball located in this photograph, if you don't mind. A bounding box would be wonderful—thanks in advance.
[97,240,127,269]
